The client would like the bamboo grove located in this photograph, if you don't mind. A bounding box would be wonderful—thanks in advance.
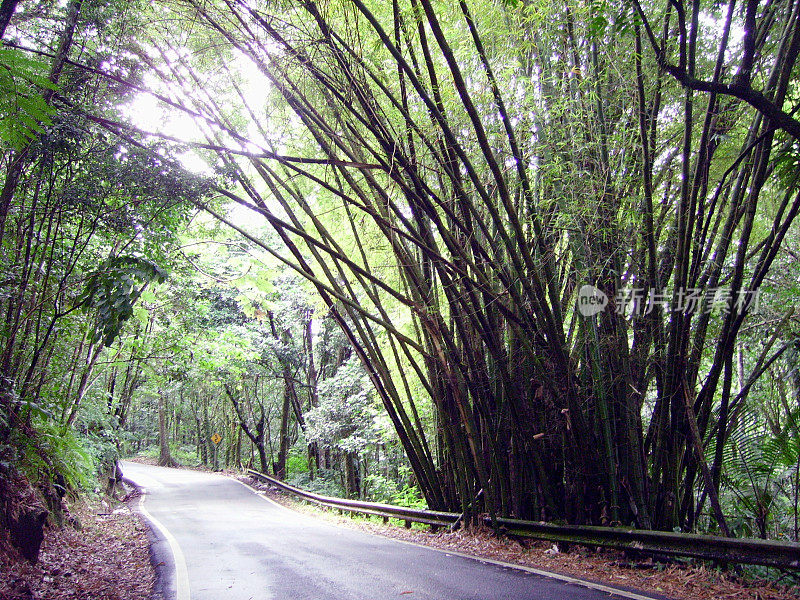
[5,0,800,536]
[110,0,800,532]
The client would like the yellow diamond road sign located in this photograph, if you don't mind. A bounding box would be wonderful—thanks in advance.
[211,433,222,445]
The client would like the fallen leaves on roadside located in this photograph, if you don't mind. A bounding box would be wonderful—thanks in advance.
[0,501,156,600]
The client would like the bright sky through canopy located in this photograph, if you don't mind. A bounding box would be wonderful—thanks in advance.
[122,48,274,232]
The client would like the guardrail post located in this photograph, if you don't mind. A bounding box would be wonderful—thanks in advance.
[243,468,800,570]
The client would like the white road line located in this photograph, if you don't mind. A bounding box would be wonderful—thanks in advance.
[137,491,191,600]
[233,475,664,600]
[230,476,301,515]
[401,546,664,600]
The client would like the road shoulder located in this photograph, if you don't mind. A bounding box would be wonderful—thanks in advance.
[238,475,797,600]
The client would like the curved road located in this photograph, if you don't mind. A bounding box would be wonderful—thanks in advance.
[122,461,665,600]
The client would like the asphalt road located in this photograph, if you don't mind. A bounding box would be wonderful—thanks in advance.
[122,461,665,600]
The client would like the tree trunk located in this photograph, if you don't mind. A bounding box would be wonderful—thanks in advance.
[344,451,361,499]
[0,0,21,39]
[274,383,291,479]
[196,416,206,464]
[224,383,270,473]
[158,390,175,467]
[304,312,321,476]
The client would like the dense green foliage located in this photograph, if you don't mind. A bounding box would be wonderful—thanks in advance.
[0,0,207,535]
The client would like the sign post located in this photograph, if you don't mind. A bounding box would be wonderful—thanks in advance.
[211,433,221,471]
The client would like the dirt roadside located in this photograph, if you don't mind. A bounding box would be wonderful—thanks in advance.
[0,494,156,600]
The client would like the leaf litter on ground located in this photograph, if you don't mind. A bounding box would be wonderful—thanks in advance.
[0,496,156,600]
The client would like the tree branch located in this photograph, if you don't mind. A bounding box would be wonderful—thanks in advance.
[630,0,800,141]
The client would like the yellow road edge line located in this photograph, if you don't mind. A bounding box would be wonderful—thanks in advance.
[137,491,191,600]
[233,475,665,600]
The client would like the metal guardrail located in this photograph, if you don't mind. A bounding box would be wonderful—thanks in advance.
[491,517,800,570]
[246,469,800,570]
[247,469,458,528]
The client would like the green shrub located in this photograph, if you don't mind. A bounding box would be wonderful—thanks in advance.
[364,473,426,508]
[15,420,96,493]
[286,450,309,475]
[391,483,426,509]
[288,468,343,497]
